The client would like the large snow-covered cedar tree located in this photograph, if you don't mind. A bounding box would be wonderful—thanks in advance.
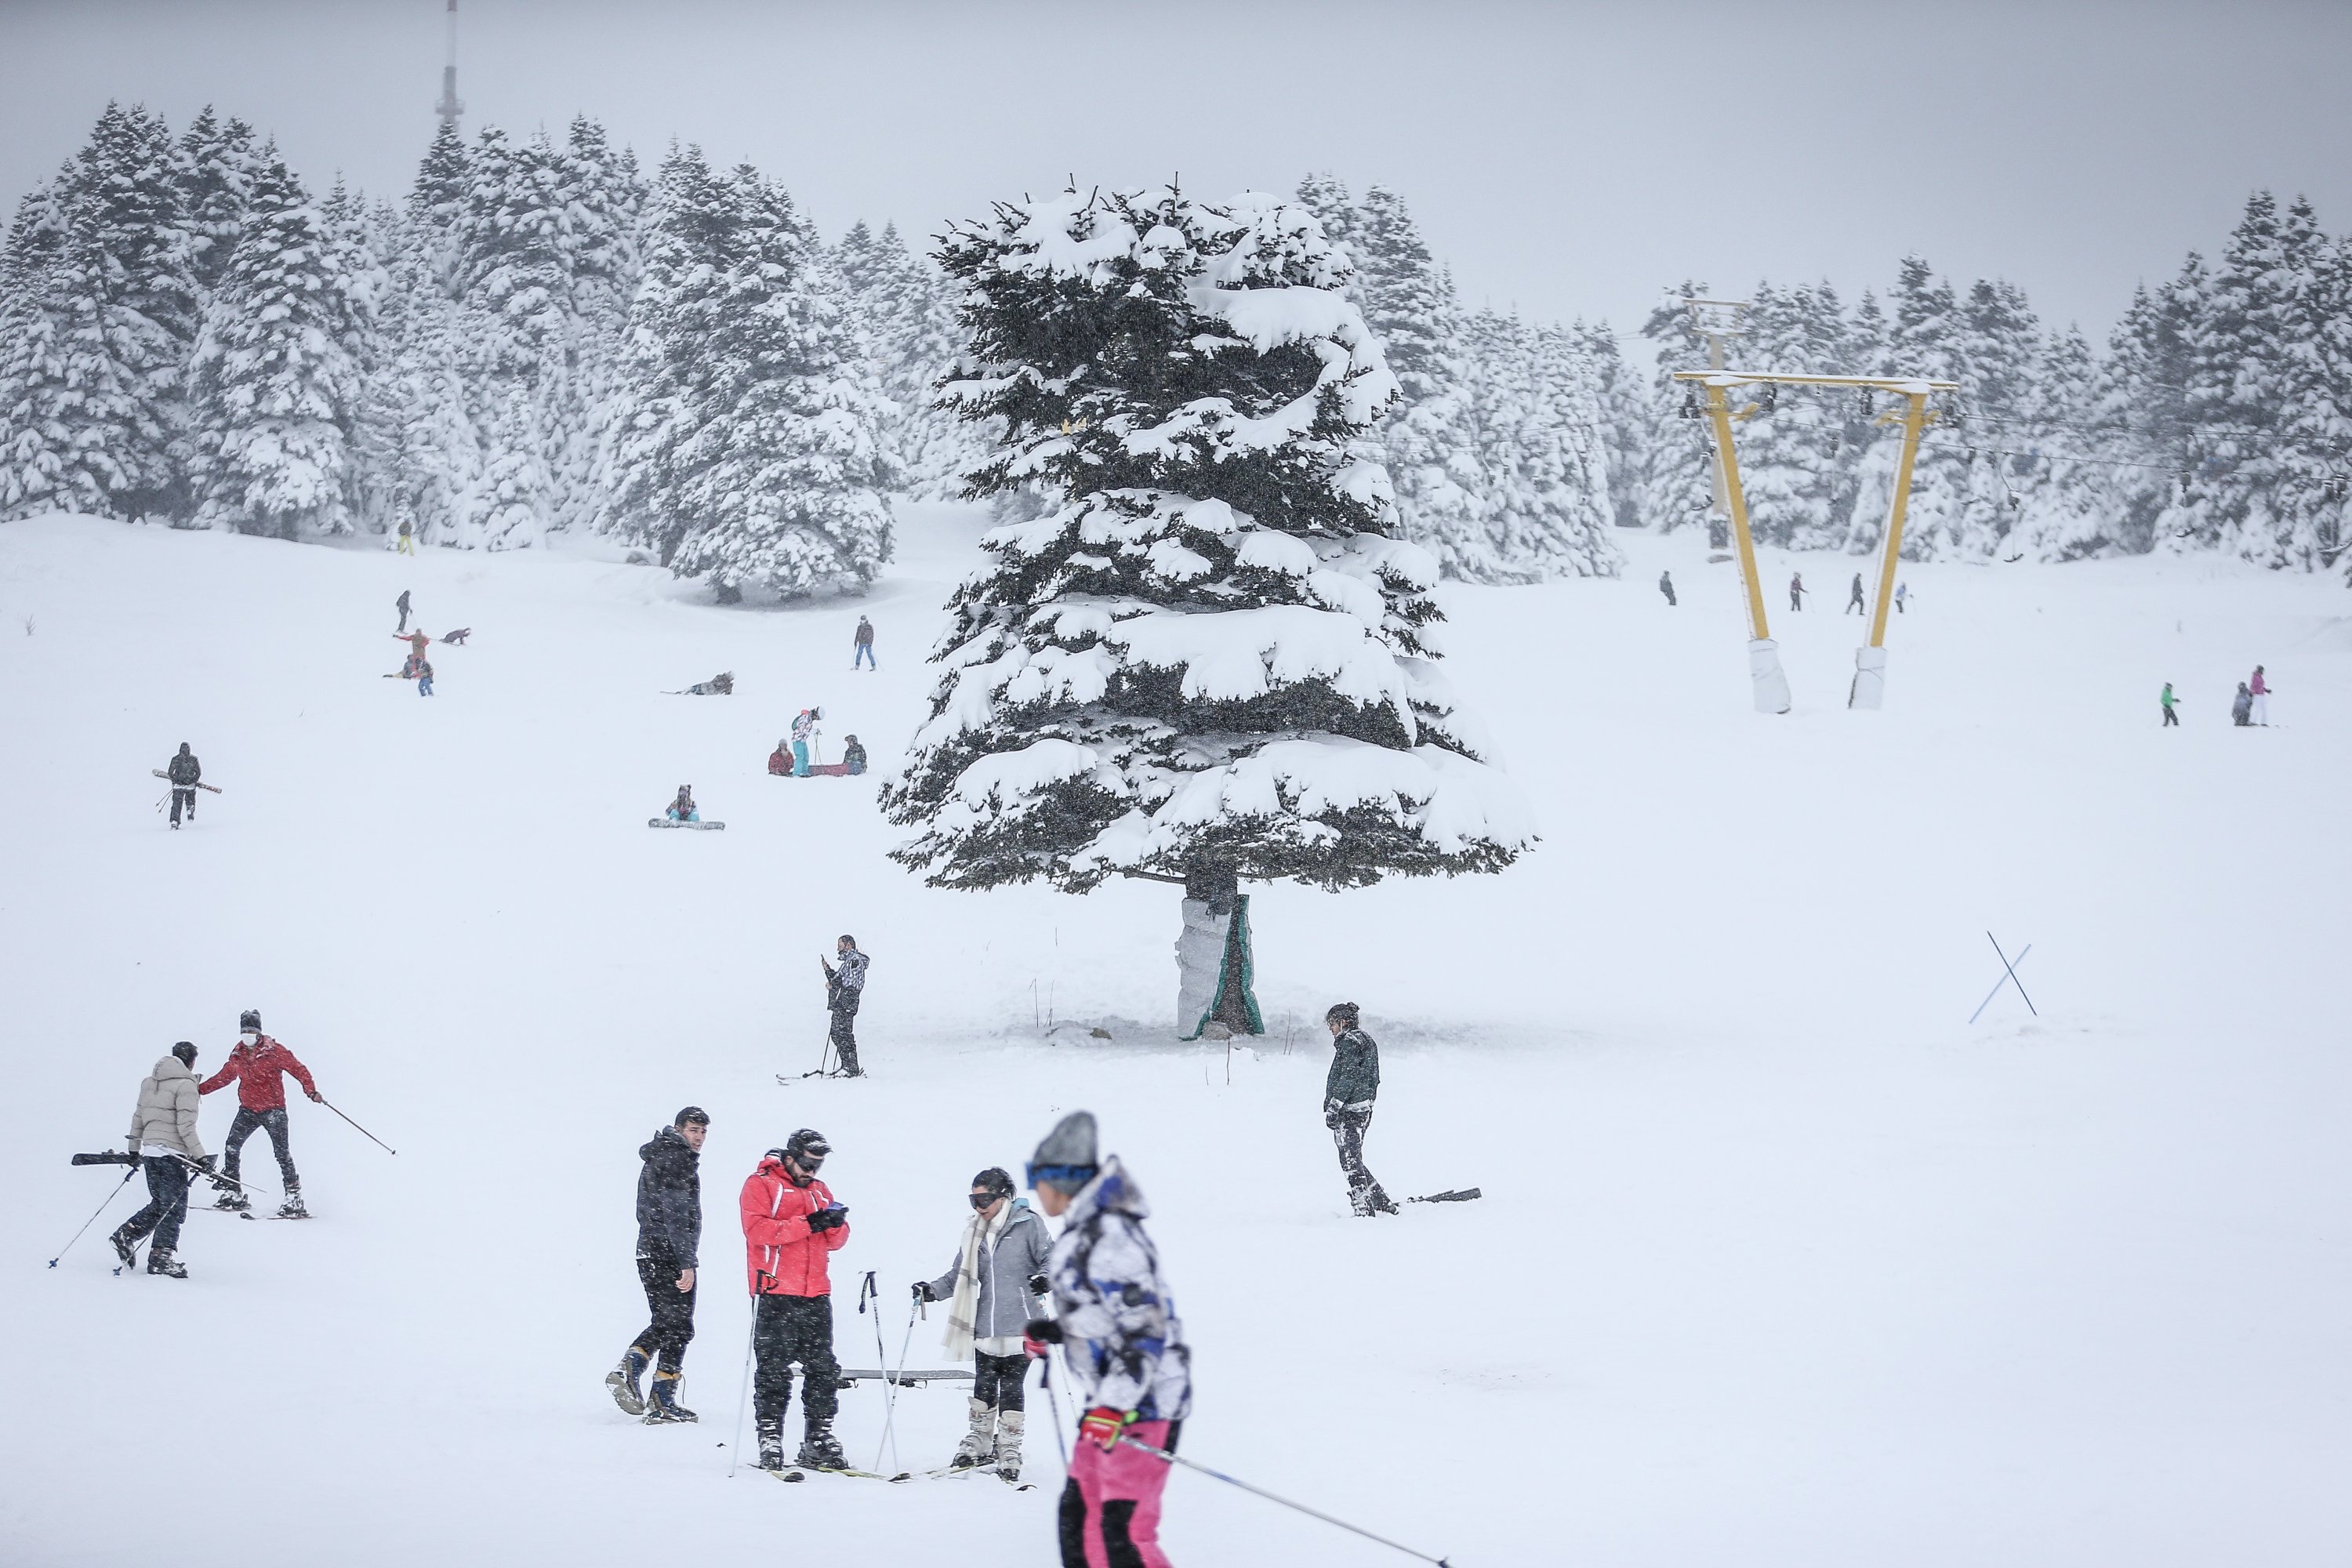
[882,186,1536,1035]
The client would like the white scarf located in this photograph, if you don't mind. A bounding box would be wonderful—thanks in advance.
[942,1201,1011,1360]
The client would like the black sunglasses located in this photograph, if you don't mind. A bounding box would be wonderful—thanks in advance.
[968,1190,1006,1210]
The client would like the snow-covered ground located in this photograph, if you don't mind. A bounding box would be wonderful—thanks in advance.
[2,509,2346,1566]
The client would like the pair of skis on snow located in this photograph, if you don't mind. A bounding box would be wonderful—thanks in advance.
[761,1462,1032,1490]
[649,818,726,830]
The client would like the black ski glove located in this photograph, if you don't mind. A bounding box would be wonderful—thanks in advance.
[1027,1274,1049,1297]
[806,1205,847,1234]
[1022,1317,1063,1345]
[912,1280,935,1302]
[193,1155,216,1175]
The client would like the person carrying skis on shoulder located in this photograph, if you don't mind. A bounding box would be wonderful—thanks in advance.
[1022,1112,1191,1568]
[166,742,201,828]
[666,786,699,823]
[913,1166,1051,1481]
[110,1043,212,1279]
[198,1010,319,1218]
[610,1107,707,1423]
[822,936,868,1077]
[1323,1003,1397,1217]
[740,1129,851,1472]
[853,615,877,670]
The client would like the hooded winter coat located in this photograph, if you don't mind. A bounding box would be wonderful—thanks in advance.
[1324,1027,1381,1108]
[167,747,201,786]
[927,1200,1051,1340]
[1046,1156,1192,1422]
[635,1126,702,1269]
[739,1156,849,1297]
[128,1054,207,1160]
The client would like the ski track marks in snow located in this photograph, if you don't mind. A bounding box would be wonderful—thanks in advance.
[1,509,2347,1566]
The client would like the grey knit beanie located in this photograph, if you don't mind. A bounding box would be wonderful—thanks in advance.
[1028,1111,1099,1193]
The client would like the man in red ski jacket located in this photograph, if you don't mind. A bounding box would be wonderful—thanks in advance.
[198,1009,321,1218]
[739,1128,852,1472]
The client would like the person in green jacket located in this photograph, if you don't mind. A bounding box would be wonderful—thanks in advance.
[1323,1003,1396,1218]
[2161,682,2181,727]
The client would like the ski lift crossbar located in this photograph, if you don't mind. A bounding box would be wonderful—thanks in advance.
[1672,371,1959,393]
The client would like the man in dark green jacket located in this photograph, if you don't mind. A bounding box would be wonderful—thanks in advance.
[1323,1003,1396,1217]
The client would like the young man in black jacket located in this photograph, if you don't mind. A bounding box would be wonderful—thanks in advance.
[1323,1004,1397,1217]
[610,1106,707,1421]
[166,743,201,827]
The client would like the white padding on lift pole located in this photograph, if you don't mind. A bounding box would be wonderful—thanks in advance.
[1849,644,1887,710]
[1749,638,1791,714]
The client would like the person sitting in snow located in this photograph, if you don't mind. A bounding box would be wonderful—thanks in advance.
[841,736,868,776]
[680,672,734,696]
[666,786,699,822]
[441,628,471,646]
[768,741,793,777]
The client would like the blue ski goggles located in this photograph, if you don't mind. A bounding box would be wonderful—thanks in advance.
[1026,1162,1098,1190]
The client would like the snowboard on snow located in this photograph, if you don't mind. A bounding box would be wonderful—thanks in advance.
[648,818,726,830]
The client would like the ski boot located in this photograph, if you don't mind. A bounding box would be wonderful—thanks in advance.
[797,1415,847,1471]
[605,1348,649,1417]
[995,1410,1025,1483]
[1369,1185,1400,1217]
[109,1227,138,1271]
[147,1249,188,1279]
[276,1191,308,1220]
[949,1397,996,1469]
[213,1187,250,1212]
[756,1414,787,1472]
[644,1370,698,1424]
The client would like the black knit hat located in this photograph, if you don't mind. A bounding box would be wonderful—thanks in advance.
[239,1009,261,1032]
[171,1041,197,1067]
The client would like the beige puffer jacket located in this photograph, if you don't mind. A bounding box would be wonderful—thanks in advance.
[127,1054,206,1160]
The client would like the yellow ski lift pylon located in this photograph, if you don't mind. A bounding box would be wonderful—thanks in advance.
[1671,371,1958,713]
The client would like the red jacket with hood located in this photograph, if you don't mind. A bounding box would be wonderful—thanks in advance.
[740,1156,849,1297]
[199,1035,318,1112]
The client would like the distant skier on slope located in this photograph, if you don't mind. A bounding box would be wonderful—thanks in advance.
[198,1010,319,1218]
[110,1043,211,1279]
[790,707,819,776]
[1894,580,1909,615]
[2249,665,2272,725]
[610,1107,707,1423]
[822,936,869,1077]
[853,615,877,670]
[666,786,699,823]
[913,1166,1051,1482]
[2232,681,2253,726]
[2161,682,2182,727]
[1789,572,1806,612]
[1022,1111,1191,1568]
[1657,570,1675,607]
[165,742,201,828]
[1323,1002,1397,1218]
[395,589,412,631]
[741,1129,851,1472]
[1846,572,1866,614]
[395,630,430,663]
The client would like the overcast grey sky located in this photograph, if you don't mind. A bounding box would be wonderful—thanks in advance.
[4,0,2346,342]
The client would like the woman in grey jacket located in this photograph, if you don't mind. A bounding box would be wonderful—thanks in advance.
[914,1166,1051,1481]
[112,1044,212,1277]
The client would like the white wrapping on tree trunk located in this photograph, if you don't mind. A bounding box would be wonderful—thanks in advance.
[1849,644,1887,710]
[1749,638,1792,715]
[1174,898,1225,1038]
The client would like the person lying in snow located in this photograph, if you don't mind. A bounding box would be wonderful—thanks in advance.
[666,786,699,822]
[677,672,733,696]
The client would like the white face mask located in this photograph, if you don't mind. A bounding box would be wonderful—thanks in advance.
[241,1031,260,1046]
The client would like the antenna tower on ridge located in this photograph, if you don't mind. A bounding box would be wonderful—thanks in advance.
[435,0,465,129]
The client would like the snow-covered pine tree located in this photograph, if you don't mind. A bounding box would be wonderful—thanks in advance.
[185,148,371,538]
[1455,307,1618,579]
[614,148,893,598]
[884,185,1534,1034]
[176,107,261,300]
[0,175,87,520]
[551,117,645,535]
[1846,256,1966,558]
[1635,281,1720,534]
[388,125,481,544]
[2009,321,2114,558]
[1577,319,1646,531]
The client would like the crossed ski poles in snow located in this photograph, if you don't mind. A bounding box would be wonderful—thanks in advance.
[1969,931,2037,1024]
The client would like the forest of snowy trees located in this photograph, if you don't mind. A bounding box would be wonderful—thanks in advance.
[1,103,2344,590]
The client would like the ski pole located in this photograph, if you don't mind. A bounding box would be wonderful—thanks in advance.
[1039,1348,1071,1472]
[1116,1435,1454,1566]
[874,1292,920,1474]
[169,1151,275,1200]
[728,1280,765,1478]
[318,1097,397,1155]
[48,1164,140,1268]
[858,1271,902,1473]
[1967,941,2033,1024]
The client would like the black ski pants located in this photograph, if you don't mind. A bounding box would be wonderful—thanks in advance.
[633,1254,698,1375]
[1329,1105,1392,1215]
[829,998,862,1076]
[121,1155,191,1255]
[170,787,196,825]
[2162,706,2180,727]
[753,1293,840,1427]
[223,1106,299,1193]
[973,1348,1029,1413]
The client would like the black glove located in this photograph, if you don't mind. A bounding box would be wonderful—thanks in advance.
[912,1280,935,1303]
[806,1205,846,1234]
[1023,1317,1064,1345]
[194,1155,216,1175]
[1027,1274,1049,1297]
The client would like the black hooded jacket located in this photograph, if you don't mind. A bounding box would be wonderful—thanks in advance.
[168,748,201,786]
[1325,1028,1381,1107]
[635,1125,702,1269]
